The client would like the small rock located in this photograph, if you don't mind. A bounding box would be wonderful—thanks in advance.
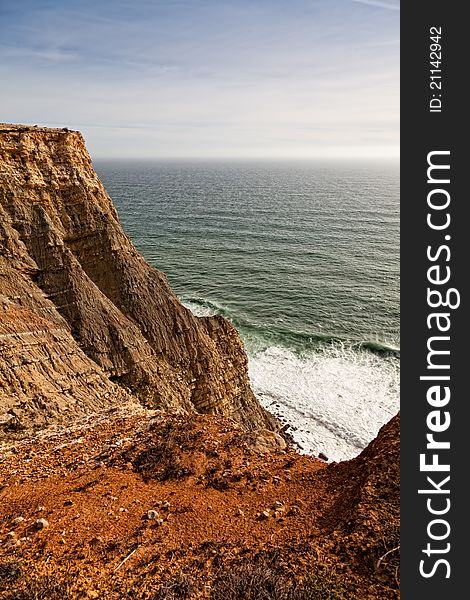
[36,506,46,513]
[156,519,164,526]
[147,510,159,520]
[235,508,244,517]
[162,501,170,510]
[318,452,329,462]
[258,510,270,520]
[63,500,73,507]
[35,518,49,530]
[6,531,16,539]
[272,501,284,510]
[249,429,287,454]
[287,505,301,517]
[12,517,25,526]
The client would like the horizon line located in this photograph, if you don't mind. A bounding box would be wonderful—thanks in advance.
[91,154,400,162]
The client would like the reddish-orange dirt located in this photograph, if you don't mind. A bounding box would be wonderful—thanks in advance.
[0,406,399,599]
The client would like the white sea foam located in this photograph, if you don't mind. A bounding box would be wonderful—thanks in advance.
[248,345,399,462]
[184,298,399,462]
[182,300,218,318]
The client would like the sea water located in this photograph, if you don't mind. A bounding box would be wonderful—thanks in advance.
[95,159,399,461]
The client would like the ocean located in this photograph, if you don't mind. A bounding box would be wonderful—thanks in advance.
[95,159,400,462]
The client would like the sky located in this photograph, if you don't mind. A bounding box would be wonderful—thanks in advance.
[0,0,399,159]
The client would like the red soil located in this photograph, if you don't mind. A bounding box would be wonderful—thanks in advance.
[0,405,399,599]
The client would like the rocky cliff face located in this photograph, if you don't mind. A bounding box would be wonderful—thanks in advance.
[0,124,275,433]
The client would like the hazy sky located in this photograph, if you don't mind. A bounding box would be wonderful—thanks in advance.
[1,0,399,158]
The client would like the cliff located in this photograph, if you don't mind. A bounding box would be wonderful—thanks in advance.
[0,124,400,598]
[0,124,275,433]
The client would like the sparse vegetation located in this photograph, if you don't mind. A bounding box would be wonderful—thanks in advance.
[1,576,72,600]
[211,558,358,600]
[0,560,22,582]
[133,418,203,481]
[0,411,399,600]
[301,568,359,600]
[151,574,196,599]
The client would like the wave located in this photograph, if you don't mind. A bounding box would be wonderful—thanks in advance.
[249,345,399,462]
[182,296,400,357]
[183,295,400,462]
[182,297,229,318]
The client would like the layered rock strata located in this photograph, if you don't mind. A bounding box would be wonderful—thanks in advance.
[0,124,275,432]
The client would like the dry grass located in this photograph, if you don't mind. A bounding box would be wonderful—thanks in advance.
[211,557,358,600]
[132,419,203,481]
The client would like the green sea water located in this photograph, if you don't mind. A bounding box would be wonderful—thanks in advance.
[95,159,399,461]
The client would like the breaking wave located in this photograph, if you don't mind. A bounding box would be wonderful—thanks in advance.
[183,296,399,462]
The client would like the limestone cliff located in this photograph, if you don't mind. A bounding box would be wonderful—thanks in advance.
[0,124,275,433]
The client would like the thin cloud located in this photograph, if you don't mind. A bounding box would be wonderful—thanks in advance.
[351,0,400,10]
[0,0,399,158]
[32,49,77,62]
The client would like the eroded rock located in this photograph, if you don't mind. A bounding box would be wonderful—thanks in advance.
[0,124,276,435]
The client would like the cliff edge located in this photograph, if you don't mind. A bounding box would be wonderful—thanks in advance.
[0,124,275,433]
